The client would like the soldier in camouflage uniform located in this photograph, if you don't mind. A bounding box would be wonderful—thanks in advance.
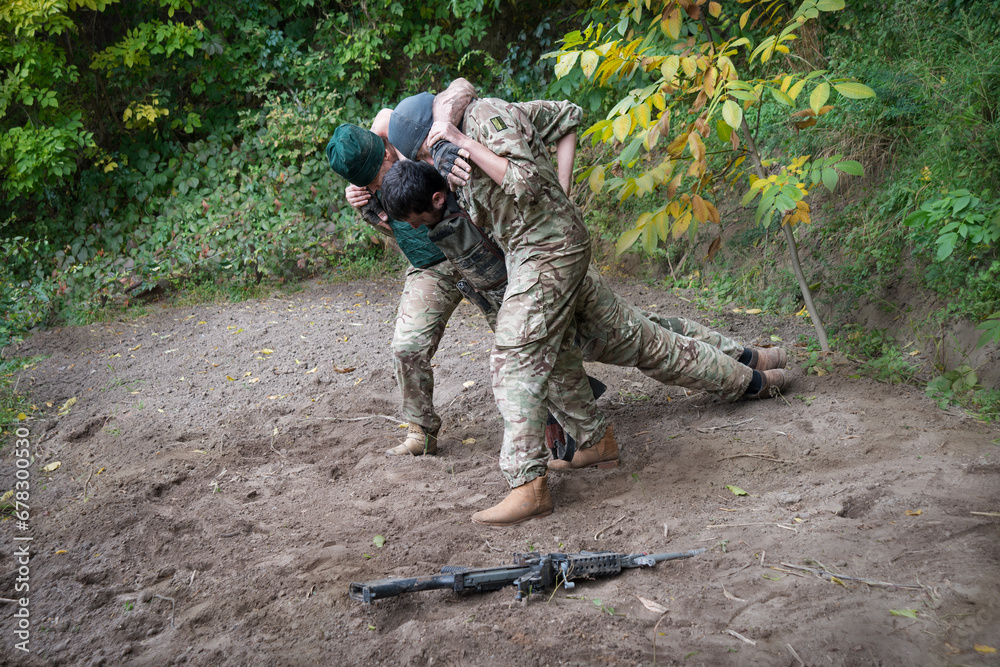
[389,97,606,525]
[327,122,465,457]
[383,96,788,525]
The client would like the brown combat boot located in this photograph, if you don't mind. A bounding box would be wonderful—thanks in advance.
[385,424,437,457]
[746,369,789,399]
[747,347,787,371]
[471,475,553,526]
[547,424,619,470]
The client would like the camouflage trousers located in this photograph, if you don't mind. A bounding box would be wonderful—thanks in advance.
[576,268,752,398]
[392,263,464,434]
[493,247,607,488]
[573,268,753,446]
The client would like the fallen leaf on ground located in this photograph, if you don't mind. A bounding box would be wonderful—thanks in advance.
[258,349,274,355]
[830,576,847,588]
[41,461,61,472]
[333,366,356,373]
[635,595,668,614]
[373,535,386,548]
[905,509,922,516]
[305,367,318,374]
[725,485,748,496]
[0,490,13,503]
[890,609,918,619]
[58,397,77,416]
[745,308,762,314]
[463,381,475,388]
[975,645,997,654]
[462,438,476,445]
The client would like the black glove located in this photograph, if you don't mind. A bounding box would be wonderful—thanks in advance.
[359,194,386,227]
[431,140,465,183]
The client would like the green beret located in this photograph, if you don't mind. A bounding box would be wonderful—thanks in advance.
[326,124,385,187]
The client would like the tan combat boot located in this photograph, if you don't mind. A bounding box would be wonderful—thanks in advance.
[747,347,787,371]
[547,424,619,470]
[471,475,553,526]
[385,424,437,457]
[746,369,789,399]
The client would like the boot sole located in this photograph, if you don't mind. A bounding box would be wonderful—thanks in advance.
[471,509,553,527]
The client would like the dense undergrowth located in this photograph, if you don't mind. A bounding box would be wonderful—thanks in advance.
[582,0,1000,420]
[2,0,999,425]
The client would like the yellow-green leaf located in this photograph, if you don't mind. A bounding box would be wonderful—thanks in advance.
[725,484,748,496]
[616,227,643,256]
[653,210,668,238]
[664,7,681,40]
[810,82,830,114]
[769,87,794,106]
[612,113,633,142]
[589,165,606,194]
[580,50,599,79]
[554,51,580,79]
[642,223,658,255]
[834,82,875,99]
[634,102,651,129]
[739,8,751,29]
[708,1,721,17]
[680,56,697,78]
[671,210,692,239]
[722,99,743,129]
[41,461,61,473]
[787,78,807,101]
[661,55,679,83]
[816,0,845,10]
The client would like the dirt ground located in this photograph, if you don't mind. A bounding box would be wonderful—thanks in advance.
[3,272,999,666]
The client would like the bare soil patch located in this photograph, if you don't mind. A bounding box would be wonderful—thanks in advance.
[4,273,999,666]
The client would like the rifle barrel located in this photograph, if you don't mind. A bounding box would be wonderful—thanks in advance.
[650,548,707,562]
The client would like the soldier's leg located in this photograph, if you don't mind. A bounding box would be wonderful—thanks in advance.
[576,271,752,402]
[491,255,604,487]
[643,312,743,358]
[391,264,464,443]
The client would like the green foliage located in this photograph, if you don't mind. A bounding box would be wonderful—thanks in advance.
[0,353,40,444]
[904,190,1000,262]
[857,346,917,385]
[0,0,561,338]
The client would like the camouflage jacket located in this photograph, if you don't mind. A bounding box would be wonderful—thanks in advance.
[456,99,589,258]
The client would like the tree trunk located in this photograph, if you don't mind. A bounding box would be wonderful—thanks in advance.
[739,118,829,351]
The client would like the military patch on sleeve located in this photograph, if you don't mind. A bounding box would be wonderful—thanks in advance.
[489,116,507,132]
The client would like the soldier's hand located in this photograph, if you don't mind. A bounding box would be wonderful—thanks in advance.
[426,120,464,152]
[345,185,371,209]
[431,141,472,189]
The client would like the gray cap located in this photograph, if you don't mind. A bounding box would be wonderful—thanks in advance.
[388,92,435,160]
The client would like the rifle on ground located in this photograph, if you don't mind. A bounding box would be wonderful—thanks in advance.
[349,548,705,604]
